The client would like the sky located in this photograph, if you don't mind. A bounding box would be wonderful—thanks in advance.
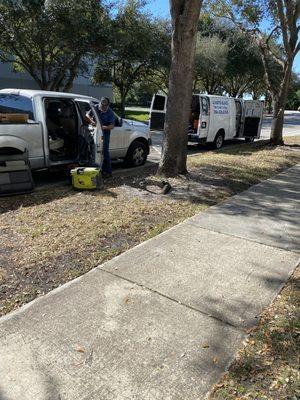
[145,0,300,74]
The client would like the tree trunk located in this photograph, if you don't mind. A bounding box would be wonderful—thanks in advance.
[63,74,76,92]
[270,64,292,145]
[270,96,285,145]
[63,56,81,92]
[120,92,126,119]
[268,100,272,114]
[265,91,272,114]
[157,0,202,177]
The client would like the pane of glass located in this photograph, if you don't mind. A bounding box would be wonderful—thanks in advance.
[77,101,92,116]
[191,96,200,114]
[235,101,242,115]
[153,95,166,111]
[0,94,34,120]
[201,97,209,116]
[77,101,93,122]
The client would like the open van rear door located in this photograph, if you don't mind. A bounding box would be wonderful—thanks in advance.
[149,93,167,131]
[241,100,264,139]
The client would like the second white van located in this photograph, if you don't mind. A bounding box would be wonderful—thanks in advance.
[149,93,264,149]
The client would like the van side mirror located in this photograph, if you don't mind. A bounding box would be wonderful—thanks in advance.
[119,118,123,127]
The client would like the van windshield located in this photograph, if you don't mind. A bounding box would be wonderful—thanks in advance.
[0,94,34,120]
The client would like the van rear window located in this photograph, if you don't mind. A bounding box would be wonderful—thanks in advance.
[153,95,166,111]
[0,94,34,120]
[201,97,209,115]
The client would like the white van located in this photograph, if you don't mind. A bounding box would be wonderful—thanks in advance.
[149,93,264,149]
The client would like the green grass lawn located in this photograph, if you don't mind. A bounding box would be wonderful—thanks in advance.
[125,110,149,123]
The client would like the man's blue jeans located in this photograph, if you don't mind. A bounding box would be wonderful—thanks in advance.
[102,130,112,174]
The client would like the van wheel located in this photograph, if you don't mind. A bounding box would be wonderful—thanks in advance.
[214,132,224,149]
[125,141,147,167]
[245,137,255,143]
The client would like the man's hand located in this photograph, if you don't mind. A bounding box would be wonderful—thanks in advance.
[85,115,96,126]
[102,124,115,130]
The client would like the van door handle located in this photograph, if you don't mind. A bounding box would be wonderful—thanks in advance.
[125,128,132,131]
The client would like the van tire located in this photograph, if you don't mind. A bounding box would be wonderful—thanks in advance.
[125,140,148,167]
[245,137,255,143]
[214,131,224,149]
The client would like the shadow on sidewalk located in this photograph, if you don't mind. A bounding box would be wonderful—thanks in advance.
[0,350,62,400]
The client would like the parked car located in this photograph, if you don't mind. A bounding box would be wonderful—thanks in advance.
[0,89,151,171]
[149,93,264,148]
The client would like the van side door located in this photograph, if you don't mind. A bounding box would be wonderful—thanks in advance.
[241,100,264,139]
[149,93,167,130]
[234,99,243,137]
[198,96,210,138]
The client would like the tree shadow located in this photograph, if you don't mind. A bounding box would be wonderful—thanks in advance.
[208,272,299,397]
[195,260,291,329]
[0,162,158,214]
[0,364,62,400]
[186,164,300,250]
[186,264,298,395]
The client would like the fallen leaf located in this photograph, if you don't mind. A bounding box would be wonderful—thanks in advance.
[214,383,224,389]
[75,346,85,353]
[202,343,210,348]
[213,357,219,364]
[245,326,259,334]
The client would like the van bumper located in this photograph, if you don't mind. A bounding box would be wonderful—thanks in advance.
[188,134,206,144]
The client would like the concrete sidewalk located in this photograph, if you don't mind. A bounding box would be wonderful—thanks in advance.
[0,165,299,400]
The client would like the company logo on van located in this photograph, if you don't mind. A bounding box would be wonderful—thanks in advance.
[212,99,229,115]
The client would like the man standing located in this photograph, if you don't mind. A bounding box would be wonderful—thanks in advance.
[98,97,115,178]
[86,97,115,177]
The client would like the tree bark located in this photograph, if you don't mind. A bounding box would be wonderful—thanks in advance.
[270,63,292,144]
[120,90,126,119]
[63,55,82,92]
[256,0,299,145]
[271,97,285,145]
[157,0,202,177]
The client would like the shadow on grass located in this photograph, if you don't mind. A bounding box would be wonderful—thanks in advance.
[0,163,158,214]
[1,141,299,215]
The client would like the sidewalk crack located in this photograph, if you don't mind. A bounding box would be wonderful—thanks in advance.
[101,268,244,333]
[186,222,300,255]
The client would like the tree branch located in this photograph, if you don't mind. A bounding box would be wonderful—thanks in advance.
[295,40,300,56]
[276,0,293,57]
